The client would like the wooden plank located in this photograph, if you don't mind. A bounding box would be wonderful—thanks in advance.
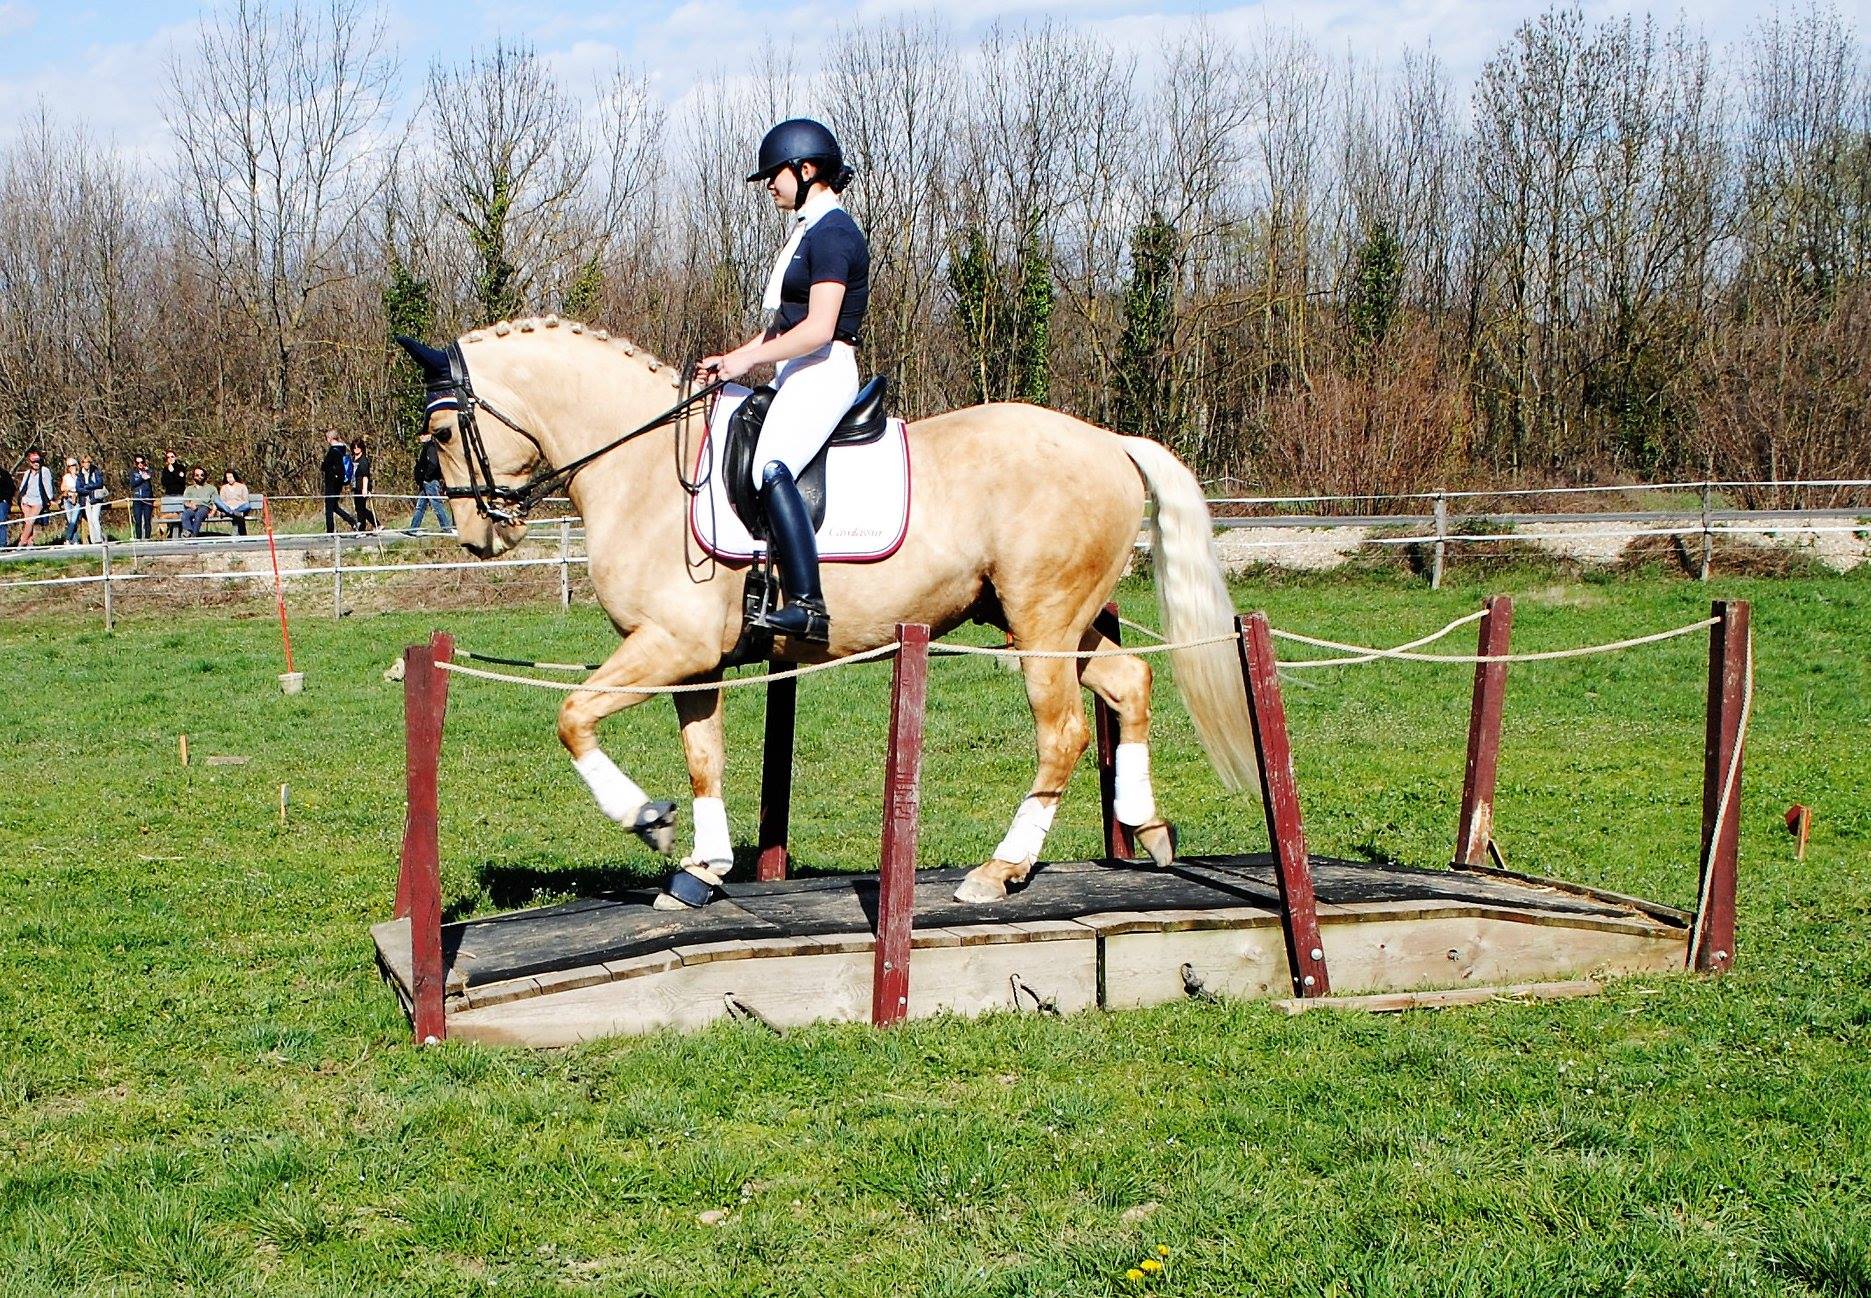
[1455,596,1512,866]
[1091,603,1135,861]
[873,624,929,1025]
[399,643,447,1044]
[1274,979,1605,1015]
[1691,600,1748,973]
[757,667,796,881]
[1236,612,1330,996]
[1451,861,1692,926]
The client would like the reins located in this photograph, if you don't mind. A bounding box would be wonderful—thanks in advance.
[430,339,725,525]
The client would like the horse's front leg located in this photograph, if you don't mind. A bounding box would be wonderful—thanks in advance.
[557,626,715,863]
[654,684,734,910]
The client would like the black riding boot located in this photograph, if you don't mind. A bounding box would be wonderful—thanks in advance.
[758,462,830,643]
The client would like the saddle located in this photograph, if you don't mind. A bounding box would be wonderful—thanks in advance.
[723,375,890,537]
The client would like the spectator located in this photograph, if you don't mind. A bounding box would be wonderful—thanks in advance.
[60,457,82,544]
[77,455,106,544]
[0,455,14,548]
[214,468,255,535]
[320,430,355,533]
[159,451,188,537]
[13,448,54,546]
[350,438,377,532]
[180,466,216,537]
[159,450,186,495]
[408,428,452,533]
[129,455,155,540]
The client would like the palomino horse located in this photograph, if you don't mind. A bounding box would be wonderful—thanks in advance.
[396,320,1260,906]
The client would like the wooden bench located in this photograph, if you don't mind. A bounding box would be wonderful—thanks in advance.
[157,494,267,538]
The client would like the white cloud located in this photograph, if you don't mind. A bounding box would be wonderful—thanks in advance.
[0,4,35,39]
[0,21,198,165]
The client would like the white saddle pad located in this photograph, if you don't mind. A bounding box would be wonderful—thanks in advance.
[687,384,912,563]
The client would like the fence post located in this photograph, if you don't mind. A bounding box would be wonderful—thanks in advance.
[873,624,929,1026]
[1092,603,1135,860]
[101,541,114,632]
[757,667,797,881]
[1690,600,1748,973]
[558,518,572,609]
[1235,612,1331,997]
[1454,595,1513,867]
[398,636,452,1044]
[1431,493,1448,590]
[1699,480,1714,582]
[331,532,343,618]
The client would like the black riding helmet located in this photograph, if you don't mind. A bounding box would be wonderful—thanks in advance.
[747,118,852,194]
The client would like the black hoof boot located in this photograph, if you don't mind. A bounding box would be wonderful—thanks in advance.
[630,800,679,855]
[653,861,726,910]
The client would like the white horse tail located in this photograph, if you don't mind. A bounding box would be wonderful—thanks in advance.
[1119,436,1264,798]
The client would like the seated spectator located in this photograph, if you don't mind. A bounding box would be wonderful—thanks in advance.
[214,469,254,536]
[180,467,216,537]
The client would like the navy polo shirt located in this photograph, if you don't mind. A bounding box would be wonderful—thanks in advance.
[772,208,869,344]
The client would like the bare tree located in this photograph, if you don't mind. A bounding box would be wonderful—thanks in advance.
[165,0,396,480]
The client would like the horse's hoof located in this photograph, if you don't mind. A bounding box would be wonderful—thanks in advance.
[953,871,1008,904]
[630,800,679,855]
[1134,820,1178,868]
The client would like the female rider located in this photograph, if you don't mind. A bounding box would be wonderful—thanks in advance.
[695,118,869,644]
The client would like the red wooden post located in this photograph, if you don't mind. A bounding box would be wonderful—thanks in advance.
[757,667,797,881]
[1236,613,1331,997]
[1454,595,1513,867]
[873,623,930,1025]
[395,631,453,918]
[398,640,449,1044]
[1691,600,1748,973]
[1092,603,1135,861]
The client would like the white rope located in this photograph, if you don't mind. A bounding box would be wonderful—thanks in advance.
[435,641,903,695]
[1116,615,1167,642]
[1279,607,1489,669]
[930,632,1240,660]
[1688,627,1753,967]
[1271,616,1719,666]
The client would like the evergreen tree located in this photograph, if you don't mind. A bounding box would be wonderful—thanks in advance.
[1347,222,1403,366]
[1012,227,1054,405]
[1116,212,1178,438]
[383,253,435,446]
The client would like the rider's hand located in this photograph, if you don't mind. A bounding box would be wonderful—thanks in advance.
[694,355,725,382]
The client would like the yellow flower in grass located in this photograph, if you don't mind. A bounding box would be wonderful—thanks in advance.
[1125,1268,1145,1282]
[1141,1259,1163,1273]
[1156,1245,1171,1257]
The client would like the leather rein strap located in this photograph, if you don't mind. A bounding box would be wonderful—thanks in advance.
[428,340,725,525]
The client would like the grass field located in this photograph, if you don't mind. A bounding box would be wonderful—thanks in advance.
[2,565,1868,1296]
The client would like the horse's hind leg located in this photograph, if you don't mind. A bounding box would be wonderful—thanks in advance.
[1079,636,1176,867]
[954,654,1089,904]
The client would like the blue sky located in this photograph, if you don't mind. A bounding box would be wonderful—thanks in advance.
[0,0,1783,159]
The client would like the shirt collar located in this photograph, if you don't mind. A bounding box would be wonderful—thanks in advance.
[793,188,841,230]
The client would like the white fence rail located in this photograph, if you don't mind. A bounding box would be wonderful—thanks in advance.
[3,479,1867,626]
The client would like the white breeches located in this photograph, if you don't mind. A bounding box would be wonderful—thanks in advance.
[751,341,859,489]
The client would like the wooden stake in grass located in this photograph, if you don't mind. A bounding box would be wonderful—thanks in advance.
[280,783,290,827]
[178,734,189,767]
[1785,804,1812,861]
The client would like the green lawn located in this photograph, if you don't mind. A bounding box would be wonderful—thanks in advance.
[2,566,1867,1296]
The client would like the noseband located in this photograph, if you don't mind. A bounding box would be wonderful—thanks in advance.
[423,340,724,526]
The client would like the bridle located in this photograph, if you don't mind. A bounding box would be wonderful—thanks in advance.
[423,340,725,526]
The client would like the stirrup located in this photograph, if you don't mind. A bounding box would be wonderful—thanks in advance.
[753,596,830,645]
[630,800,679,855]
[653,859,727,910]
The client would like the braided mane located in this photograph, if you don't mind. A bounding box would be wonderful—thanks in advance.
[461,315,682,389]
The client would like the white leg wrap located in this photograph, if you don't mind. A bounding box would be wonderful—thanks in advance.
[690,796,732,871]
[572,749,648,825]
[1113,742,1157,826]
[993,796,1057,865]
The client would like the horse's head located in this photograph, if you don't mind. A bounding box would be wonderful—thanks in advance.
[395,333,539,558]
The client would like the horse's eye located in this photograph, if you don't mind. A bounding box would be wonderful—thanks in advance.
[434,425,454,444]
